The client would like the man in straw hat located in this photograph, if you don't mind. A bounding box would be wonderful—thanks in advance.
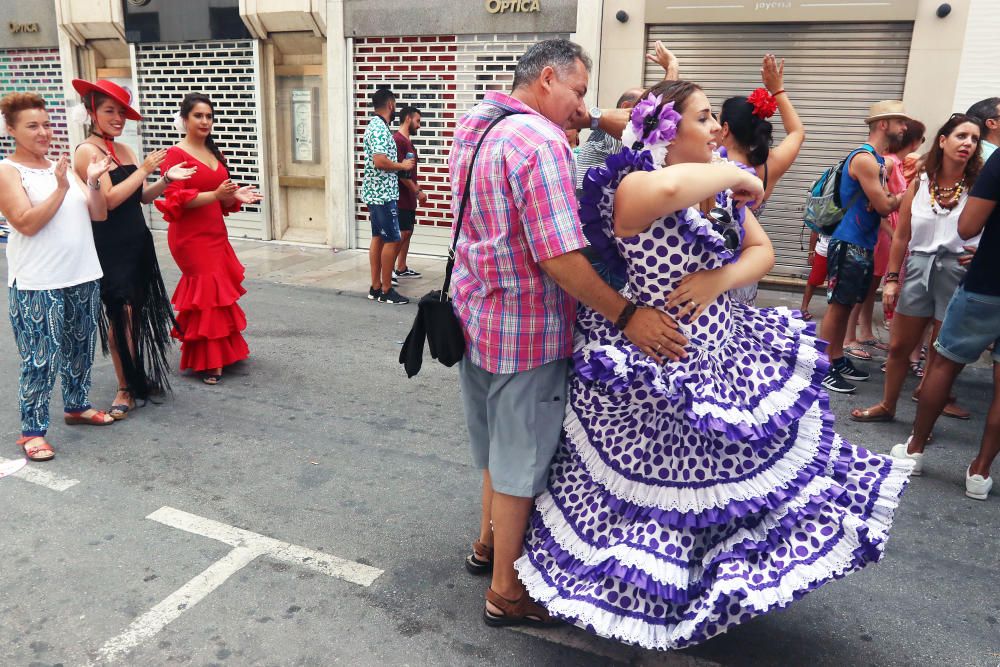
[821,100,909,394]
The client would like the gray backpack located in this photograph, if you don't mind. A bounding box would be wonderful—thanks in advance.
[803,145,873,235]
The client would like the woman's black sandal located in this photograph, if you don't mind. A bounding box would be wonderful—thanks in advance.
[109,387,134,421]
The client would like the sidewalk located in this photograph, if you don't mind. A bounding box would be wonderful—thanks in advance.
[155,232,817,312]
[153,231,990,367]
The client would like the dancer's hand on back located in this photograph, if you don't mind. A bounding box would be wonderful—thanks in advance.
[623,308,688,364]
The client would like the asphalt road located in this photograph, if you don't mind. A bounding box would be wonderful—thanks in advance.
[1,262,998,667]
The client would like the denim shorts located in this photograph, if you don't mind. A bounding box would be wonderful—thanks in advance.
[458,357,569,498]
[934,286,1000,364]
[827,239,874,306]
[369,201,401,243]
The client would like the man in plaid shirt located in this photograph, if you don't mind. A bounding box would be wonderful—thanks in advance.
[450,39,687,627]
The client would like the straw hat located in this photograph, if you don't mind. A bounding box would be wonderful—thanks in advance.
[71,79,142,121]
[865,100,910,124]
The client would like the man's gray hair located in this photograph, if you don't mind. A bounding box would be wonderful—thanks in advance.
[512,39,592,90]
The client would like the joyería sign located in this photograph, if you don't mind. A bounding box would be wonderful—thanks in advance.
[485,0,541,13]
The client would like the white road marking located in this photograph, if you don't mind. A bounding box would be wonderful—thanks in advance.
[0,456,79,492]
[91,545,261,665]
[147,506,382,586]
[90,506,383,664]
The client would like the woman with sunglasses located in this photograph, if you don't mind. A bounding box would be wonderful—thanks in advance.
[514,81,913,649]
[71,79,196,419]
[851,114,983,424]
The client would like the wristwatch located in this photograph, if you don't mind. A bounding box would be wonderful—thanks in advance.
[589,106,602,131]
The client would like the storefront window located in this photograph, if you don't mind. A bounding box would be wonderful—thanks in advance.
[123,0,250,43]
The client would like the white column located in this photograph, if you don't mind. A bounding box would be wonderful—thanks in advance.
[572,0,604,113]
[326,0,352,249]
[952,0,1000,113]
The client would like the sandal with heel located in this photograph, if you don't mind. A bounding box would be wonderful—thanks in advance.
[109,387,135,421]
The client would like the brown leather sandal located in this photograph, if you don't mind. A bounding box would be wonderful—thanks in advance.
[465,540,493,575]
[483,588,560,628]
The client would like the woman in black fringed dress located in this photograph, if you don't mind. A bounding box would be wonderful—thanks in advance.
[71,78,196,418]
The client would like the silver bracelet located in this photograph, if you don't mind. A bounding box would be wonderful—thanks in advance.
[162,173,173,185]
[88,179,101,190]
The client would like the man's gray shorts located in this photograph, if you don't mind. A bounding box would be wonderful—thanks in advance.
[458,357,569,498]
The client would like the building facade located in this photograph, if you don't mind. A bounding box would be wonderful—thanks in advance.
[14,0,997,277]
[0,3,68,156]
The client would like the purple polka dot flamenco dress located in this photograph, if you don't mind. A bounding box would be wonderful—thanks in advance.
[514,148,914,650]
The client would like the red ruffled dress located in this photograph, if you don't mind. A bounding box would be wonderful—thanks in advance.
[155,147,249,372]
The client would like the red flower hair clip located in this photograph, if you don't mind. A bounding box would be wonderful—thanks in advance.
[747,88,777,119]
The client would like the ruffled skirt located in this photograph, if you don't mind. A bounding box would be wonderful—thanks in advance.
[514,302,913,650]
[170,244,249,372]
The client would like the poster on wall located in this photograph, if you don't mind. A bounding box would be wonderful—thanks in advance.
[292,88,319,164]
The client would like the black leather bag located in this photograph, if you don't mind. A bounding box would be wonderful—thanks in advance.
[399,112,513,377]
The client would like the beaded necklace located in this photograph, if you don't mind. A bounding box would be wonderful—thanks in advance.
[928,173,965,215]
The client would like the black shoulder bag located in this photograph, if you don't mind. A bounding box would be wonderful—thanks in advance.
[399,111,513,377]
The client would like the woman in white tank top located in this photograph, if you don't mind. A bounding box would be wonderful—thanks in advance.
[852,115,984,423]
[0,92,115,461]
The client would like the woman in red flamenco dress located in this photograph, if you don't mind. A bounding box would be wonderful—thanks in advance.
[155,93,262,384]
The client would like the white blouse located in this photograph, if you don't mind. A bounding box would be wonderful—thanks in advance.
[908,173,981,254]
[2,158,103,291]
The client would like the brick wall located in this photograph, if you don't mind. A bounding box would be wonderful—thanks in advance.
[0,48,68,157]
[352,32,565,257]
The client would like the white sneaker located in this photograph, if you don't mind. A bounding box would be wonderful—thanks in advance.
[890,440,923,476]
[965,468,993,500]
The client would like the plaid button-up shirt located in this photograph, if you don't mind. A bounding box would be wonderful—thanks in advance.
[449,92,587,375]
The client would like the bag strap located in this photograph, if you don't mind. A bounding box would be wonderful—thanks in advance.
[440,110,515,299]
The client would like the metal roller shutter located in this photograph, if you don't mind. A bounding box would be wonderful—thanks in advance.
[134,40,269,240]
[351,33,566,258]
[644,22,913,278]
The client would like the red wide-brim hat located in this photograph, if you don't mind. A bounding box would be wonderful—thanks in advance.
[72,79,142,121]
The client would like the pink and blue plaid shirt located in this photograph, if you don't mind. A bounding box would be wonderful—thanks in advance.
[449,92,587,375]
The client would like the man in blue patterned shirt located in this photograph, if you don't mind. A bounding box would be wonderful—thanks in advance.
[362,87,415,304]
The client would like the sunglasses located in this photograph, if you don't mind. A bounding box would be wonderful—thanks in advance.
[707,207,740,252]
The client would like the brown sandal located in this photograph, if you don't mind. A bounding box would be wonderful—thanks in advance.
[16,436,54,462]
[483,588,560,628]
[850,403,895,423]
[465,540,493,575]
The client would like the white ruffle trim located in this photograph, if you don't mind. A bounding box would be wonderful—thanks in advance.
[531,474,838,591]
[568,398,827,514]
[517,451,913,650]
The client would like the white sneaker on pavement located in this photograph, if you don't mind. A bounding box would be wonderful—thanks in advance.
[890,439,923,476]
[965,468,992,500]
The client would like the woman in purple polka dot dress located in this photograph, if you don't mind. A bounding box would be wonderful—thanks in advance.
[514,81,915,649]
